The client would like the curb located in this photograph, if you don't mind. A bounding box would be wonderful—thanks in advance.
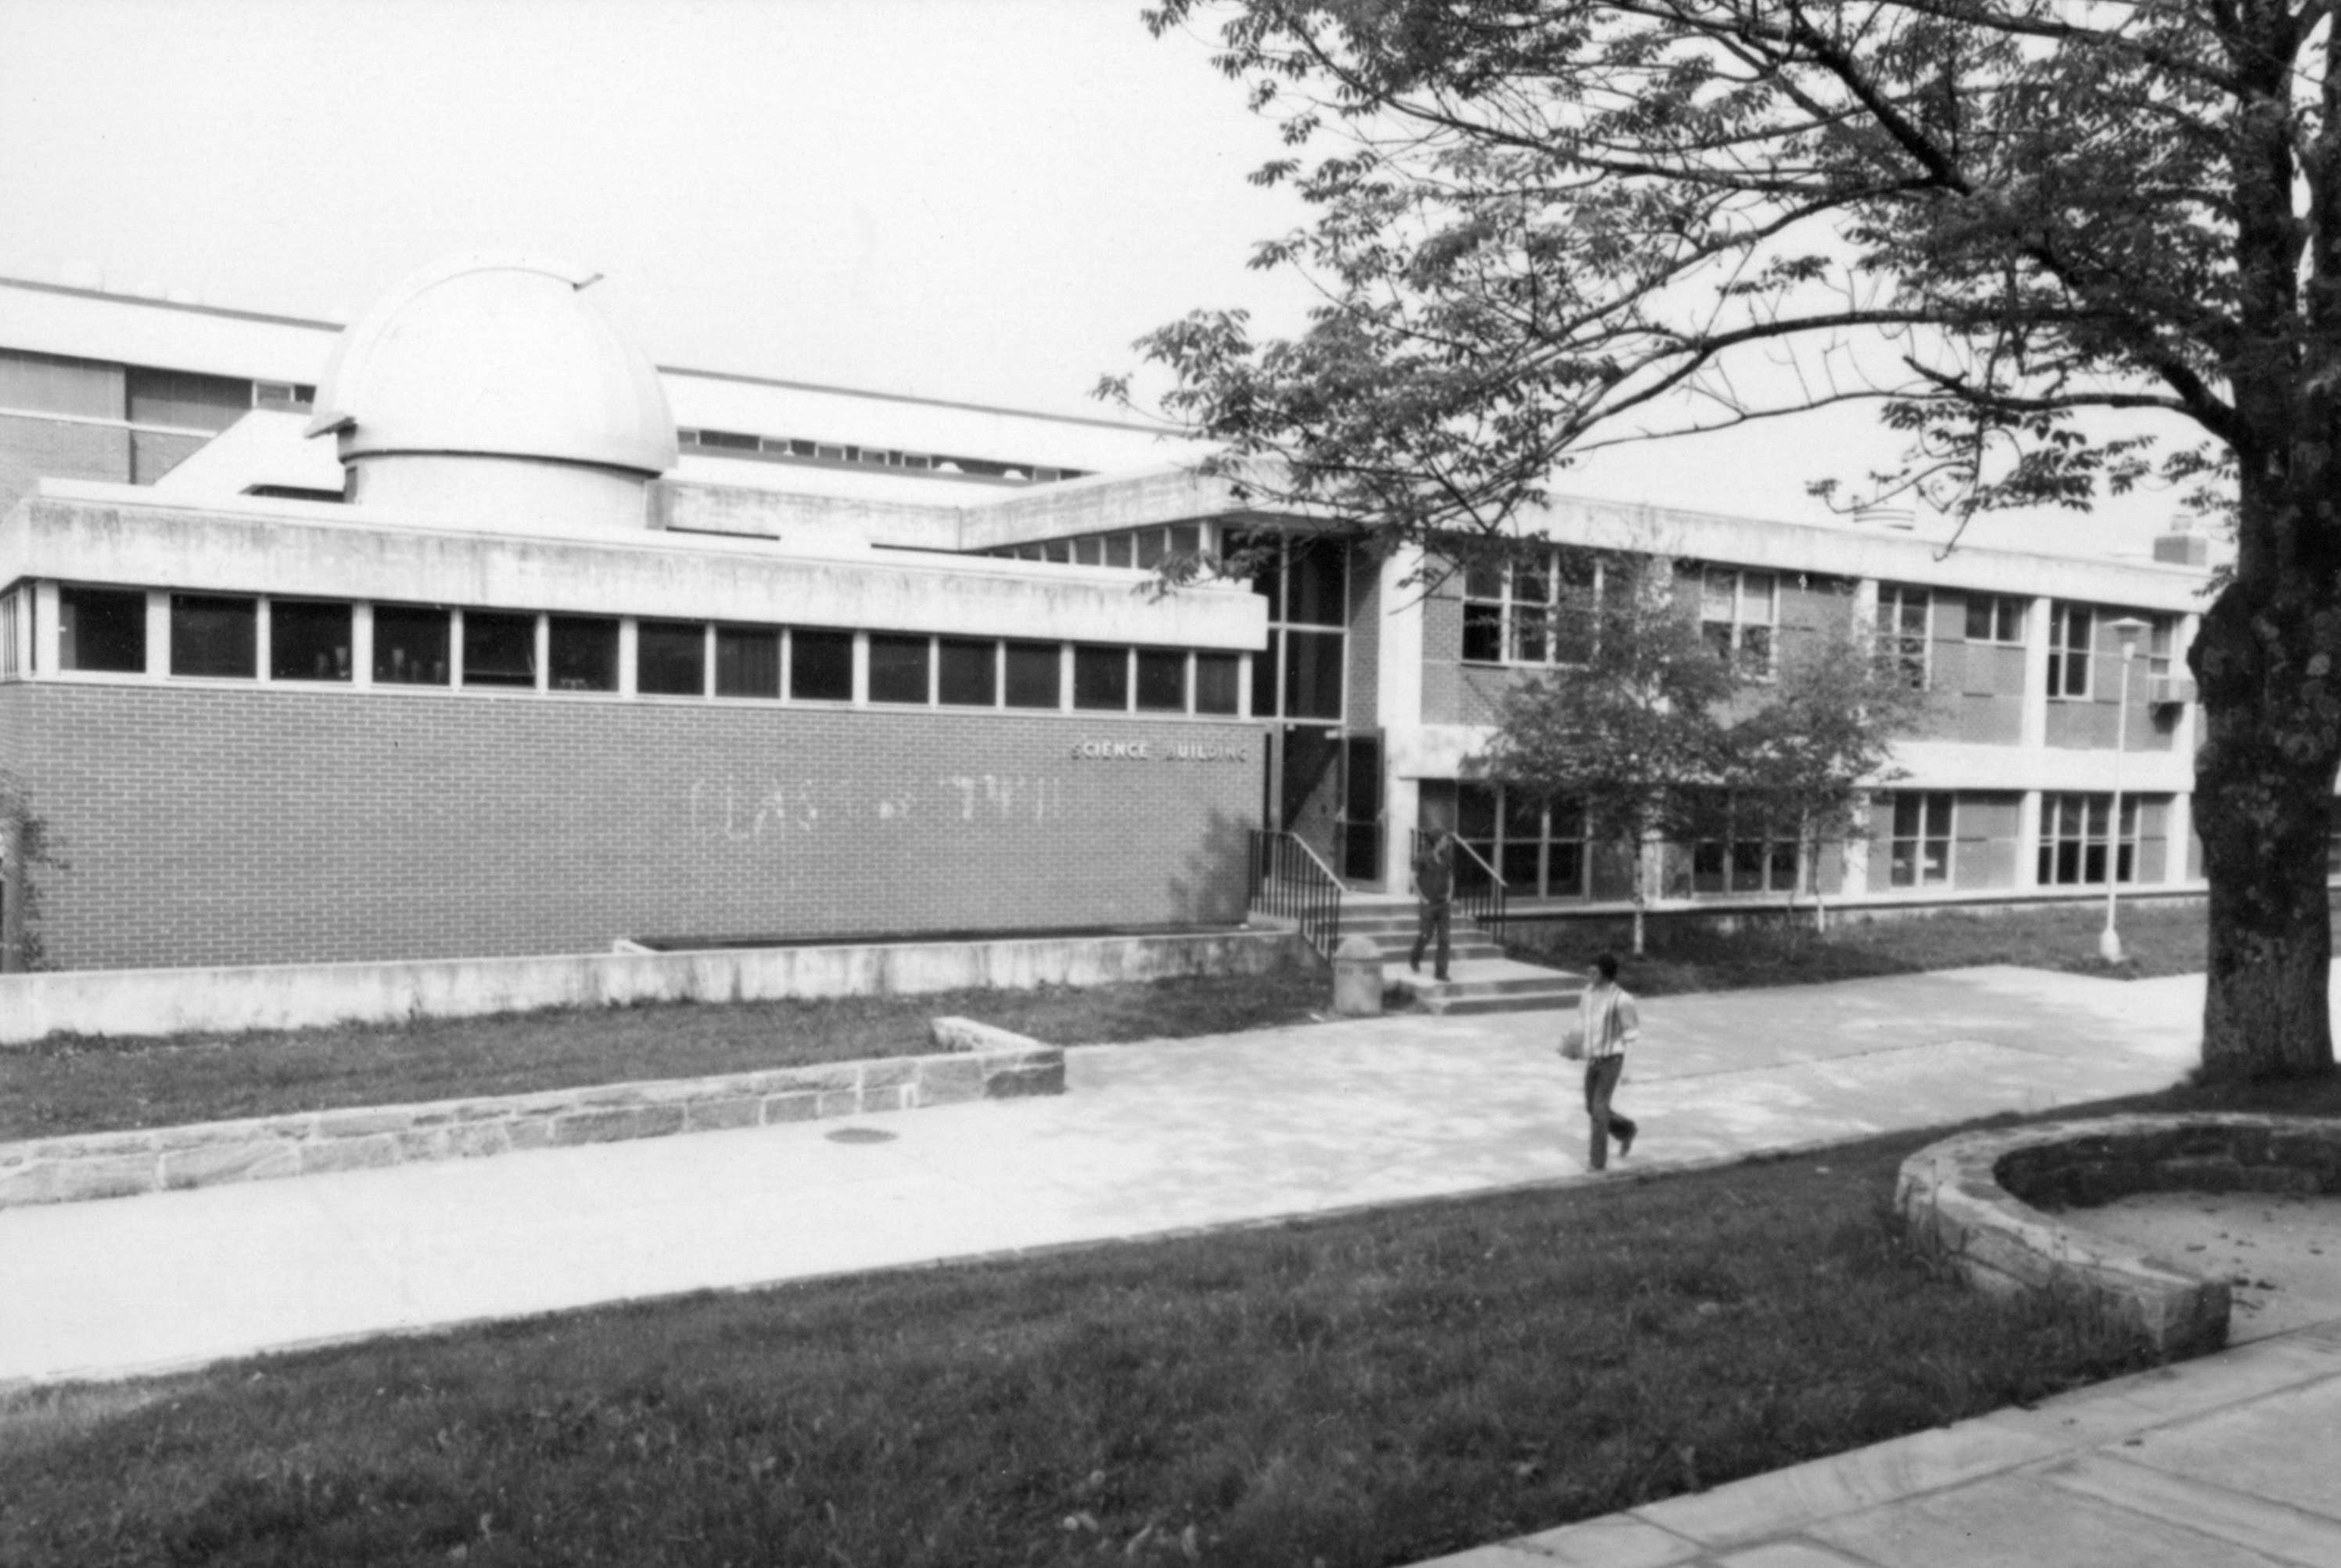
[0,1016,1062,1211]
[1896,1113,2341,1356]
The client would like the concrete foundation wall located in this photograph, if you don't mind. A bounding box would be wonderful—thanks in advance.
[0,928,1305,1045]
[0,680,1262,970]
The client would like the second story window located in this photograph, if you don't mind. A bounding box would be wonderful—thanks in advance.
[1696,566,1776,675]
[2048,603,2094,698]
[1876,585,1930,687]
[1964,594,2025,644]
[1462,550,1596,665]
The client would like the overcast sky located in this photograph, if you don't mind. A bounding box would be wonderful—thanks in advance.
[0,0,2198,553]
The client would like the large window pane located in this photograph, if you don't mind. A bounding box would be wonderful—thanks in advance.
[1194,651,1240,715]
[1287,539,1346,626]
[790,629,853,701]
[716,626,780,698]
[868,634,931,704]
[1253,630,1282,716]
[548,616,617,692]
[462,611,537,688]
[59,585,146,673]
[1283,629,1344,719]
[1135,648,1187,712]
[171,594,256,678]
[270,600,351,682]
[938,638,996,706]
[1073,645,1129,709]
[637,621,705,696]
[1004,641,1060,708]
[372,605,449,685]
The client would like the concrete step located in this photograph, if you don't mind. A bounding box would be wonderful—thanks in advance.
[1384,957,1585,1016]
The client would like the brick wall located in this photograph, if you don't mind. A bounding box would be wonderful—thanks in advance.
[0,682,1261,971]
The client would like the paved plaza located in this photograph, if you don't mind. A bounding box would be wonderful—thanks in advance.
[4,963,2339,1565]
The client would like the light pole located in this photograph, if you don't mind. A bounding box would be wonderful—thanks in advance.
[2100,616,2152,964]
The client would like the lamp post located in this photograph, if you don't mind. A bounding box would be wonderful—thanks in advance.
[2100,616,2152,964]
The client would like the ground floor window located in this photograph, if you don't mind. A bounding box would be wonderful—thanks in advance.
[1450,782,1588,898]
[2038,792,2138,885]
[1689,798,1799,895]
[1888,791,1954,888]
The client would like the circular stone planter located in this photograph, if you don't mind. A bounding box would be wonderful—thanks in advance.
[1897,1114,2341,1358]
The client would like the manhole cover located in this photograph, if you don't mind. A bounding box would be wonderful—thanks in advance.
[825,1126,898,1145]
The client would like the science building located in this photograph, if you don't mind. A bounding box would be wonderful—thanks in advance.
[0,257,2215,973]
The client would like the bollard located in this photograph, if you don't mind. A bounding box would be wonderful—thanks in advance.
[1331,935,1385,1017]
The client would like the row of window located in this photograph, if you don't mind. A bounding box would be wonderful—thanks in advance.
[1437,785,2156,899]
[677,427,1081,484]
[0,346,311,432]
[38,585,1245,715]
[1460,549,2178,700]
[996,523,1207,569]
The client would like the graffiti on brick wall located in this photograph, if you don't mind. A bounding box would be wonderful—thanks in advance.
[688,774,1068,843]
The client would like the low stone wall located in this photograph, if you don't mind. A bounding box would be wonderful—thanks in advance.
[0,928,1305,1046]
[0,1017,1062,1211]
[1897,1114,2341,1357]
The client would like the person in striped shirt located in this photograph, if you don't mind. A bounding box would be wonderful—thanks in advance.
[1579,952,1639,1171]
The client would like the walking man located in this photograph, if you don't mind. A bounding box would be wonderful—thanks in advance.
[1409,831,1456,982]
[1580,952,1640,1171]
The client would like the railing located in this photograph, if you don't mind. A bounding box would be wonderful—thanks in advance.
[1249,829,1345,960]
[1411,827,1510,942]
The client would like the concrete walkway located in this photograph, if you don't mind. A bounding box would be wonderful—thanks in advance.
[3,962,2336,1564]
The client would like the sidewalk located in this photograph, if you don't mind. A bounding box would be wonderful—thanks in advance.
[0,963,2206,1385]
[7,964,2339,1565]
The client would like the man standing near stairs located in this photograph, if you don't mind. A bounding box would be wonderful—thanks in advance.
[1409,831,1456,982]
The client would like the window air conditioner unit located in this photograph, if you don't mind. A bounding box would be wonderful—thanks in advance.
[2148,676,2197,705]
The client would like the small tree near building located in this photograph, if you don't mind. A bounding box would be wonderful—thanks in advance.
[1482,553,1738,955]
[1721,602,1943,931]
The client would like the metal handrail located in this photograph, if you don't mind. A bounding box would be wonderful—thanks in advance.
[1410,827,1510,942]
[1248,828,1345,960]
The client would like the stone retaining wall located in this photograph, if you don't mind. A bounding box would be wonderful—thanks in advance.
[0,1017,1061,1211]
[1897,1114,2341,1357]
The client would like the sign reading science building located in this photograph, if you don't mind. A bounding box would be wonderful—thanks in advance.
[1068,739,1251,762]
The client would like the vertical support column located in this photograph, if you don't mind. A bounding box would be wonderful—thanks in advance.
[533,614,550,693]
[351,603,375,689]
[2021,596,2054,748]
[448,609,467,687]
[1376,543,1427,888]
[145,590,169,679]
[1841,791,1873,895]
[2164,792,2195,887]
[616,618,638,697]
[31,581,59,674]
[2016,789,2043,890]
[254,597,274,682]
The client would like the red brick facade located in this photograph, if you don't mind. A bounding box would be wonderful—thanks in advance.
[0,682,1261,970]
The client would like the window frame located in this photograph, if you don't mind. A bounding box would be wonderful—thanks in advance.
[1876,584,1931,689]
[1887,791,1955,888]
[2047,603,2095,699]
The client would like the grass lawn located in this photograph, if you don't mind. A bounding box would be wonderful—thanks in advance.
[1501,898,2257,994]
[0,1114,2172,1568]
[0,967,1330,1144]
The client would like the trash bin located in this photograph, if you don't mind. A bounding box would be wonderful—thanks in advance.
[1331,935,1385,1017]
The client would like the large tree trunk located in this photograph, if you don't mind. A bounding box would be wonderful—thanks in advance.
[2190,569,2341,1082]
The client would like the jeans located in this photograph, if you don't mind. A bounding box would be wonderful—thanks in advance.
[1410,899,1452,978]
[1584,1054,1637,1170]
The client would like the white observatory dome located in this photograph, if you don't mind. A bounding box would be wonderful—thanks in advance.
[307,253,677,530]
